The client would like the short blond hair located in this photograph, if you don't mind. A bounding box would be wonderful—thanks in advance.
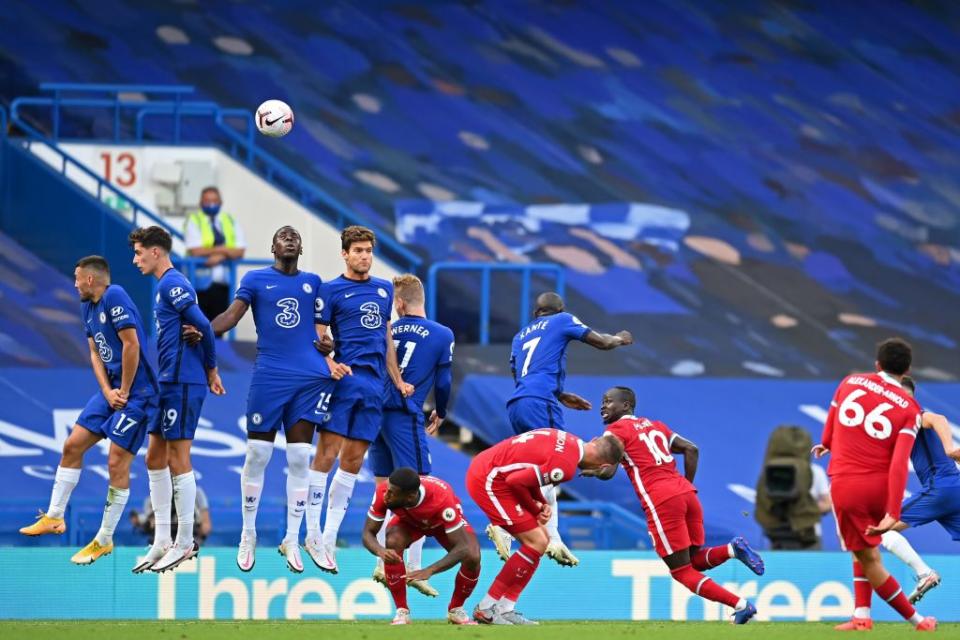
[393,273,425,306]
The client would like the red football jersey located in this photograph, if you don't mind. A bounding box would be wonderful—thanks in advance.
[822,372,921,477]
[368,475,467,533]
[606,415,695,509]
[471,428,584,487]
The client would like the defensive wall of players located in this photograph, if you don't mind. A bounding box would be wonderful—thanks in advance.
[1,548,956,621]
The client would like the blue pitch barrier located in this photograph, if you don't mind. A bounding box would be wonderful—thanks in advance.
[0,548,957,621]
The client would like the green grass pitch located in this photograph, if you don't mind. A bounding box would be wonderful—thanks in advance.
[2,621,956,639]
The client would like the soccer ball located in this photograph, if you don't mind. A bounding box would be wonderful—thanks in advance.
[255,99,294,138]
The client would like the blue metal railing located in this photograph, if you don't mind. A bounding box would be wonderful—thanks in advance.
[426,262,566,345]
[7,115,183,243]
[9,83,421,272]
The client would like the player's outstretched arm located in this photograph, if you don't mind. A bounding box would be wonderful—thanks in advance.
[408,526,478,581]
[209,299,249,337]
[922,411,960,461]
[583,329,634,351]
[670,434,699,483]
[558,391,592,410]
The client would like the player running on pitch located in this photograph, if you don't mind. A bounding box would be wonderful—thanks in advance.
[600,386,762,624]
[814,338,936,631]
[835,374,960,623]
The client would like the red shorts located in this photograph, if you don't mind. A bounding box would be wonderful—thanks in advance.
[644,491,704,557]
[831,474,887,551]
[388,516,474,550]
[466,468,541,536]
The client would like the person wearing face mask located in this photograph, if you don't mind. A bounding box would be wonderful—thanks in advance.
[184,186,246,319]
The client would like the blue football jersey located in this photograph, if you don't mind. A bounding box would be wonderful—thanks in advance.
[155,269,212,384]
[384,316,455,412]
[509,311,591,402]
[81,284,157,395]
[911,413,960,488]
[318,275,393,378]
[236,267,331,378]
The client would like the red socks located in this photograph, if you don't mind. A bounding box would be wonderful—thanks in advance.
[449,566,481,610]
[875,575,916,621]
[489,544,543,602]
[671,563,740,609]
[691,545,731,571]
[853,560,872,614]
[384,561,408,610]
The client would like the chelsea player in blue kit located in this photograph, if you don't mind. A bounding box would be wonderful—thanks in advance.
[305,226,413,574]
[20,257,158,566]
[207,226,348,574]
[368,273,455,596]
[130,226,225,573]
[493,291,633,567]
[867,376,960,604]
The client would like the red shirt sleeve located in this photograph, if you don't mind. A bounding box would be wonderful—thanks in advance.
[821,382,843,449]
[886,416,920,519]
[504,467,544,515]
[368,483,388,521]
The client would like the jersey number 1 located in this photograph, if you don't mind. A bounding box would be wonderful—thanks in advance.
[393,340,416,372]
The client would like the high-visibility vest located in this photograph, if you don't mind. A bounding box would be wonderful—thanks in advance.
[186,211,238,247]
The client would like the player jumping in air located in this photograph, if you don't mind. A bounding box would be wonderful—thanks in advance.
[20,257,158,566]
[467,428,624,624]
[836,374,960,621]
[203,226,346,573]
[600,386,762,624]
[813,338,936,631]
[362,468,481,625]
[304,226,413,573]
[491,291,633,567]
[130,226,225,573]
[368,274,455,597]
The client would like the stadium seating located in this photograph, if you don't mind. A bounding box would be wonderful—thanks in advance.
[1,0,958,378]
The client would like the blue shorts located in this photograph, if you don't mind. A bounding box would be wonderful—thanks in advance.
[368,410,432,477]
[76,390,156,454]
[151,382,207,440]
[507,397,564,434]
[247,374,335,434]
[323,369,383,443]
[901,485,960,540]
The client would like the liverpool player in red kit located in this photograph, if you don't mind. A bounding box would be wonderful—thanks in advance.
[362,467,481,625]
[813,338,936,631]
[600,386,763,624]
[466,428,624,624]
